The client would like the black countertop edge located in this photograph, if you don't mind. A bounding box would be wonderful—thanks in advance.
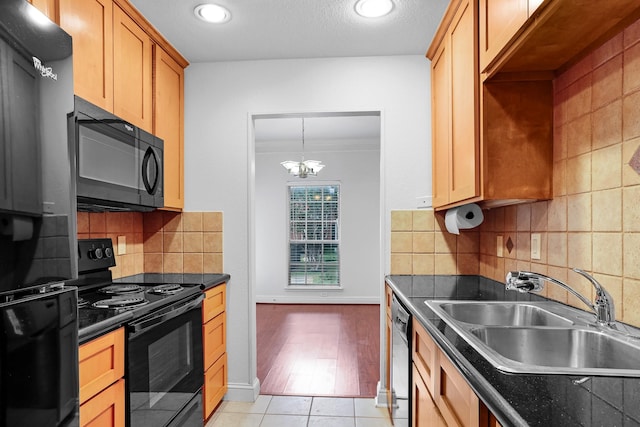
[79,311,133,344]
[385,275,528,427]
[115,273,230,290]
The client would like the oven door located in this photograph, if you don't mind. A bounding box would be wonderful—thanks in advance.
[127,294,204,427]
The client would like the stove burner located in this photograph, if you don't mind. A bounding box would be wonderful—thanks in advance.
[148,284,184,295]
[78,297,90,308]
[92,297,149,310]
[98,284,144,295]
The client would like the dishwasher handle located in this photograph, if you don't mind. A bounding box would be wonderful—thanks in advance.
[391,294,411,342]
[130,294,204,334]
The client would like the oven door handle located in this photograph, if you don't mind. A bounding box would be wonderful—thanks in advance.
[130,294,204,334]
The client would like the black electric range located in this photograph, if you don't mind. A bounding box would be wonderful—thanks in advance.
[72,239,204,343]
[73,238,207,427]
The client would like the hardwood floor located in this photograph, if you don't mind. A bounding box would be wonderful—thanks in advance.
[256,304,380,398]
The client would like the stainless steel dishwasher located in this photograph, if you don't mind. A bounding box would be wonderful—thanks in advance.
[391,294,411,424]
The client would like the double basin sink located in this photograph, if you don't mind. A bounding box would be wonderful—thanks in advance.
[426,300,640,376]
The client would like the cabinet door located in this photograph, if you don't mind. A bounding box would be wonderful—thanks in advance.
[203,284,226,323]
[204,354,228,419]
[28,0,58,22]
[80,378,125,427]
[448,0,478,204]
[79,328,125,404]
[204,312,226,370]
[154,45,184,211]
[412,364,446,427]
[436,352,481,427]
[431,39,451,208]
[113,4,152,131]
[59,0,114,112]
[2,42,41,215]
[478,0,528,72]
[412,318,438,397]
[385,310,392,417]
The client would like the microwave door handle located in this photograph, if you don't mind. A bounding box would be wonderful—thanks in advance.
[130,294,204,334]
[142,147,159,195]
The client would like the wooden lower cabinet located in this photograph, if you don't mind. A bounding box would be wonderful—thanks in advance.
[79,328,125,427]
[412,319,500,427]
[413,364,446,427]
[204,353,228,417]
[80,379,125,427]
[203,284,227,420]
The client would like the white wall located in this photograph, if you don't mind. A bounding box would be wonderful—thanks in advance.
[184,55,432,401]
[256,147,380,303]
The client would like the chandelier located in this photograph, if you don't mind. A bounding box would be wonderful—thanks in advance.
[280,118,325,178]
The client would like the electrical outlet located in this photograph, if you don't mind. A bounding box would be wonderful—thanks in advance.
[416,196,432,209]
[496,235,504,258]
[531,233,541,260]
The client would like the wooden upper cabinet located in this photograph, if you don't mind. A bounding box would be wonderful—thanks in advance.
[482,0,640,78]
[448,0,478,203]
[431,39,451,208]
[154,45,185,210]
[478,0,528,73]
[59,0,114,112]
[28,0,58,22]
[113,4,152,131]
[428,0,479,209]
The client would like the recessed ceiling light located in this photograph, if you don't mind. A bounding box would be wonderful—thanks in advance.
[194,4,231,24]
[355,0,394,18]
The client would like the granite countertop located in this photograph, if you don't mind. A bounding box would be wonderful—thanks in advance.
[386,275,640,427]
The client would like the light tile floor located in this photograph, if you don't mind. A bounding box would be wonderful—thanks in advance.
[206,395,406,427]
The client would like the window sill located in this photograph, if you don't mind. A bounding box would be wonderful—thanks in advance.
[285,285,343,291]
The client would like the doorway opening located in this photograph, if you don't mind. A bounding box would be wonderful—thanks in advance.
[252,112,382,398]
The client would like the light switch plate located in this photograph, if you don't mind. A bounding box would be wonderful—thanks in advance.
[531,233,541,260]
[117,235,127,255]
[497,235,504,258]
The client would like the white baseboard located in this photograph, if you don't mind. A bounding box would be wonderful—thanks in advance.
[256,295,380,304]
[376,381,389,407]
[223,377,261,402]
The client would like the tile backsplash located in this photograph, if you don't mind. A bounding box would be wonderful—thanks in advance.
[391,17,640,328]
[77,211,223,279]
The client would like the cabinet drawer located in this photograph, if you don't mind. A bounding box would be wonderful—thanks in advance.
[412,319,437,397]
[204,312,226,370]
[203,284,226,323]
[79,378,125,427]
[79,328,125,404]
[204,353,228,420]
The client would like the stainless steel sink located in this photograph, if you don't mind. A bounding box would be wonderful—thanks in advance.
[435,301,573,327]
[471,327,640,375]
[425,300,640,376]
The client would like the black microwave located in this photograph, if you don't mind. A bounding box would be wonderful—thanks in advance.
[71,96,163,211]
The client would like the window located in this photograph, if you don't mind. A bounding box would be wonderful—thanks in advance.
[288,184,340,287]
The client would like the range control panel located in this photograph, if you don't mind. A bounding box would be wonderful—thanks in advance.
[77,238,116,274]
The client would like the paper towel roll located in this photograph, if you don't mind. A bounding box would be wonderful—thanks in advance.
[445,203,484,235]
[0,215,34,241]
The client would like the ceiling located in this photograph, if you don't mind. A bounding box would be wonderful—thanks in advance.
[127,0,448,148]
[128,0,449,63]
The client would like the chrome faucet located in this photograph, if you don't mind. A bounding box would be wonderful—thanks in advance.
[505,268,616,326]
